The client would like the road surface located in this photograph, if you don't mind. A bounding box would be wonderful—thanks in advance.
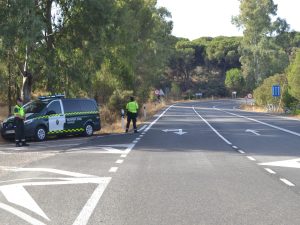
[0,99,300,225]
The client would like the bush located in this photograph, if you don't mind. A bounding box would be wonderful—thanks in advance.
[108,90,133,113]
[253,74,287,107]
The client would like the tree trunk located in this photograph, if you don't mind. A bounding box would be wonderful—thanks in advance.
[22,72,32,103]
[7,62,12,115]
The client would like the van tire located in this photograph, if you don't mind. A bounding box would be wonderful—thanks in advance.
[84,123,94,137]
[35,126,47,141]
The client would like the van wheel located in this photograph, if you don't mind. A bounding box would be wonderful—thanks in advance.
[84,123,94,136]
[35,126,47,141]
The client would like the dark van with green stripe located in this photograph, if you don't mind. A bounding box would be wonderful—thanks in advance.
[1,95,101,141]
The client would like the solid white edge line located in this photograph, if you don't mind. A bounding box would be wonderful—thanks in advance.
[138,125,147,132]
[0,202,46,225]
[247,156,256,161]
[238,150,245,154]
[72,178,111,225]
[264,168,276,174]
[215,108,300,137]
[109,167,118,173]
[280,178,295,187]
[193,107,232,145]
[116,159,124,164]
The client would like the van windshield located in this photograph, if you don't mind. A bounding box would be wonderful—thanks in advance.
[23,100,47,114]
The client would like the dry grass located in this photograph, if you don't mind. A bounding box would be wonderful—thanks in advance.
[99,100,168,134]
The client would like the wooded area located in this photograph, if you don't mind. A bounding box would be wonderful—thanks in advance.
[0,0,300,117]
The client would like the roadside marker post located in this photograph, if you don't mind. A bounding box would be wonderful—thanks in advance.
[121,109,125,131]
[143,104,147,119]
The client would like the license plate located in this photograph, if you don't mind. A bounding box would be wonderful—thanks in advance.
[5,130,15,134]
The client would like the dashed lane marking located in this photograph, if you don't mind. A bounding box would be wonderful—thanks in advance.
[247,156,256,161]
[280,178,295,187]
[109,167,118,173]
[264,168,276,174]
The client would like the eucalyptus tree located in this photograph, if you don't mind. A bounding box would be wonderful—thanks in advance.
[287,49,300,101]
[232,0,289,90]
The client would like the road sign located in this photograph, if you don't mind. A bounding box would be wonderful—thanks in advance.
[247,93,253,99]
[155,89,159,95]
[272,85,280,97]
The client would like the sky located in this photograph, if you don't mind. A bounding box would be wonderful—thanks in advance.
[156,0,300,40]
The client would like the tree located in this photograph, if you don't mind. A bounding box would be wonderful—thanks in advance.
[287,49,300,101]
[232,0,289,90]
[225,68,245,95]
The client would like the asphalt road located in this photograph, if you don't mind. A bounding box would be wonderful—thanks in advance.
[0,99,300,225]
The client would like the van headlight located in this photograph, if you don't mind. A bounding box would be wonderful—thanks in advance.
[25,119,33,124]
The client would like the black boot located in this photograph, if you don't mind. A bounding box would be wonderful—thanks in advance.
[16,142,22,147]
[22,142,29,147]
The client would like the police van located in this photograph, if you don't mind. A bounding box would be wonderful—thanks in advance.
[1,95,101,141]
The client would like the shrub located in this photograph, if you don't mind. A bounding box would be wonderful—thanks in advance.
[108,90,133,113]
[253,74,287,107]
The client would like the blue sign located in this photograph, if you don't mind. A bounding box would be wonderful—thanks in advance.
[272,85,280,97]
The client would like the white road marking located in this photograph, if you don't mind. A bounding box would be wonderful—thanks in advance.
[232,146,238,149]
[136,138,141,140]
[133,140,138,143]
[138,125,147,132]
[142,132,146,135]
[264,168,276,174]
[144,105,173,132]
[0,185,49,220]
[247,156,256,161]
[116,159,124,164]
[0,166,111,225]
[259,158,300,169]
[215,108,300,137]
[0,202,46,225]
[245,129,261,136]
[280,178,295,187]
[72,179,111,225]
[193,107,232,145]
[238,150,245,154]
[120,154,127,158]
[109,167,118,173]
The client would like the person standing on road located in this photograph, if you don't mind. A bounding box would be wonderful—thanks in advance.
[14,98,29,147]
[126,96,139,133]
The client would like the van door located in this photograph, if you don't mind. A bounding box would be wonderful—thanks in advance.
[46,100,66,133]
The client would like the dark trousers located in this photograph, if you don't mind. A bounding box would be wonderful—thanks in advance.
[126,112,137,131]
[15,118,25,144]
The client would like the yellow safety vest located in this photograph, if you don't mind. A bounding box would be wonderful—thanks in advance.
[126,101,139,113]
[14,105,25,119]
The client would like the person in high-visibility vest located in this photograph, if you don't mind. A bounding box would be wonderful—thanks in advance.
[125,96,139,133]
[14,98,29,147]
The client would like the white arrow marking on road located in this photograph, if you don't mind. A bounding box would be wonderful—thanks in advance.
[246,129,261,136]
[0,166,111,225]
[174,129,187,135]
[162,129,187,135]
[259,158,300,169]
[0,185,50,221]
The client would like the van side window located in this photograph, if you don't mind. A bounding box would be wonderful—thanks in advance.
[80,100,97,112]
[47,101,62,115]
[63,100,81,113]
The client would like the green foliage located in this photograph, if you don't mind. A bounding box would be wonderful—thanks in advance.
[170,82,181,100]
[233,0,289,89]
[225,68,245,96]
[108,90,133,113]
[287,49,300,101]
[253,74,286,106]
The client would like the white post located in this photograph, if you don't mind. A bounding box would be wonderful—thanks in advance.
[143,104,147,119]
[121,109,125,131]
